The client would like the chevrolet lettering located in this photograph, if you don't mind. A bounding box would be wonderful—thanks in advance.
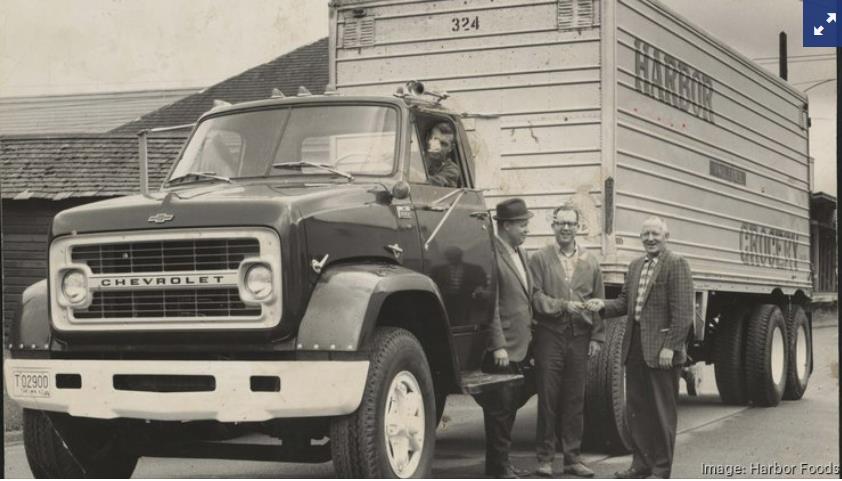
[93,273,236,290]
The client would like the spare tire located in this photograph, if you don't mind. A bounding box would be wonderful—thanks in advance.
[583,317,631,454]
[782,304,812,400]
[744,304,788,407]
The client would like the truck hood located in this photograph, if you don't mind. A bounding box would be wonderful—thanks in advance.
[51,181,384,237]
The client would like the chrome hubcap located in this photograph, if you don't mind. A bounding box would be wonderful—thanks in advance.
[771,326,786,386]
[384,370,425,478]
[796,324,809,382]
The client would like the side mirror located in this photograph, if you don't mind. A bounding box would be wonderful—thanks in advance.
[392,181,411,200]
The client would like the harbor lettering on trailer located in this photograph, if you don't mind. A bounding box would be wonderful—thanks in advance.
[633,37,716,124]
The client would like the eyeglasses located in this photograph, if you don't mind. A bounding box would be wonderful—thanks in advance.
[552,221,578,228]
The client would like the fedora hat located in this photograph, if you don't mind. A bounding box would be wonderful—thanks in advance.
[493,198,533,221]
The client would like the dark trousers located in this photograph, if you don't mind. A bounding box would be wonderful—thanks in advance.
[474,354,536,472]
[626,323,680,478]
[534,324,590,464]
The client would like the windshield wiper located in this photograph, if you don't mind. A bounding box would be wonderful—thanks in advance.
[272,161,354,181]
[167,171,232,185]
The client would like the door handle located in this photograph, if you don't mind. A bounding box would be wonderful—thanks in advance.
[470,211,490,221]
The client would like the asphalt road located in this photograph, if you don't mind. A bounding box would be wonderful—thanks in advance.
[4,325,837,478]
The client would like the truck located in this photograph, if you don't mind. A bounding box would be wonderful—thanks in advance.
[5,0,813,478]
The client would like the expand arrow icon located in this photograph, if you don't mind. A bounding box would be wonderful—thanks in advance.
[814,25,825,35]
[828,12,837,23]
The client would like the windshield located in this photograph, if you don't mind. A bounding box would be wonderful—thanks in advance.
[169,104,399,183]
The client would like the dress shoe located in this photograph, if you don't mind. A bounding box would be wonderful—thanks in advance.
[534,461,553,477]
[564,462,595,478]
[486,463,525,479]
[614,466,653,479]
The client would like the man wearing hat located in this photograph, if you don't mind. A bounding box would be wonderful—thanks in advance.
[475,198,536,479]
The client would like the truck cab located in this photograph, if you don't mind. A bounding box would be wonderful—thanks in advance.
[6,85,510,478]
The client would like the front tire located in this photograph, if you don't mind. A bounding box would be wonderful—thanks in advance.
[331,327,435,478]
[23,409,138,478]
[782,305,812,400]
[744,304,788,407]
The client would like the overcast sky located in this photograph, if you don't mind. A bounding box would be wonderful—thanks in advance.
[0,0,836,193]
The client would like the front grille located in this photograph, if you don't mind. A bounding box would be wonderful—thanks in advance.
[74,288,261,319]
[71,239,260,274]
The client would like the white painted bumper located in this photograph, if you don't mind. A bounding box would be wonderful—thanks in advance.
[4,358,369,422]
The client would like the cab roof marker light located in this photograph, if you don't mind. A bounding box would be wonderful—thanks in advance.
[270,88,285,98]
[297,86,312,97]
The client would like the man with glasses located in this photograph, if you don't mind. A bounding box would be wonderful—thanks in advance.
[529,204,605,478]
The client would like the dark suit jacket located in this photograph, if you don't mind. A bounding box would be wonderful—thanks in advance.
[529,244,605,342]
[603,249,694,368]
[488,237,533,363]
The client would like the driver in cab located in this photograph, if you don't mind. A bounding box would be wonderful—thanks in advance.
[425,122,461,188]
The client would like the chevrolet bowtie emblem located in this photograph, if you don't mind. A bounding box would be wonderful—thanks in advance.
[147,213,174,224]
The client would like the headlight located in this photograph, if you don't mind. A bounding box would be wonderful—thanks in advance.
[61,270,88,304]
[244,264,273,300]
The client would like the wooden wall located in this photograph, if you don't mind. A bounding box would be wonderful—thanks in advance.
[1,198,103,338]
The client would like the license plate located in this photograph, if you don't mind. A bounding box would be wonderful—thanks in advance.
[11,370,51,398]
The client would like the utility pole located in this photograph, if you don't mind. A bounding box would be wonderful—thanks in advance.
[779,31,788,80]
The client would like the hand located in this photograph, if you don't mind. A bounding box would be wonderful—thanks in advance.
[658,347,674,369]
[588,341,602,357]
[585,298,605,312]
[493,348,510,367]
[566,301,585,315]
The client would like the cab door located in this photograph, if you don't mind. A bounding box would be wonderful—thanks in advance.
[407,114,496,371]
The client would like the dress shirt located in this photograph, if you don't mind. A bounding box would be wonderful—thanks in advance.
[556,243,578,281]
[496,234,528,288]
[634,255,659,322]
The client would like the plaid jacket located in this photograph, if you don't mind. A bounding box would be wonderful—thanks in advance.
[603,249,694,368]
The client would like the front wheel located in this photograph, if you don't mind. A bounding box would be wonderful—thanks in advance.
[23,409,138,478]
[331,327,435,478]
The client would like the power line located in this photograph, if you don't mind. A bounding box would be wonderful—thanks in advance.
[792,78,837,86]
[756,57,836,65]
[803,79,837,93]
[753,53,836,61]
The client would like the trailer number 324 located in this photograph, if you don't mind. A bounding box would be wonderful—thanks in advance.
[452,16,480,32]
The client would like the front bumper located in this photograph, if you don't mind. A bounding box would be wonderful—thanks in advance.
[4,359,369,422]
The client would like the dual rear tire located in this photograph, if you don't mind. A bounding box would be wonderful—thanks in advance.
[714,302,811,407]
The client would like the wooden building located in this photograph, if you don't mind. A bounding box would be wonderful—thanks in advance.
[810,192,838,299]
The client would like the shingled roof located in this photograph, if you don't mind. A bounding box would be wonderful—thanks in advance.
[0,135,186,200]
[111,38,329,134]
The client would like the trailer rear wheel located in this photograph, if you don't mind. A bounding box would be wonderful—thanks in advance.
[783,305,812,400]
[330,327,435,478]
[23,409,138,478]
[583,318,631,454]
[713,306,749,405]
[744,304,788,407]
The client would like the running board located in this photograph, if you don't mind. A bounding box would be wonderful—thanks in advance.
[460,370,524,395]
